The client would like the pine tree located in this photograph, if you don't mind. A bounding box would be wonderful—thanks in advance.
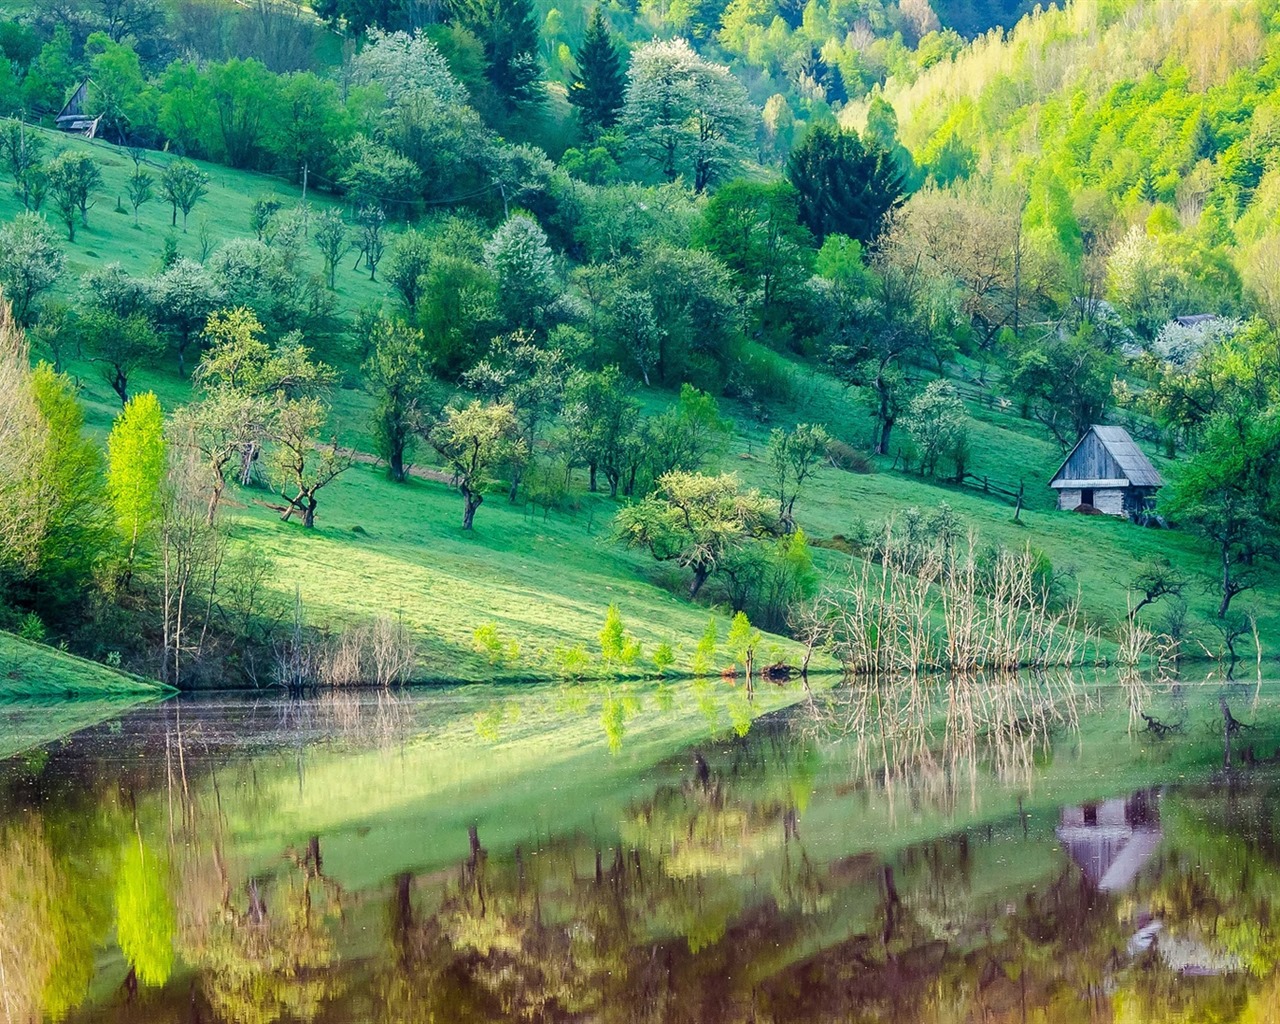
[568,7,625,140]
[450,0,542,116]
[786,123,904,245]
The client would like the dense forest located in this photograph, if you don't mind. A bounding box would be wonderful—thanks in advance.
[0,0,1277,688]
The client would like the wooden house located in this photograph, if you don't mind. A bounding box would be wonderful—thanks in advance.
[1049,425,1163,518]
[55,80,100,137]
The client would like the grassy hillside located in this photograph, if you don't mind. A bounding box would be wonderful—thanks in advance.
[16,130,1273,678]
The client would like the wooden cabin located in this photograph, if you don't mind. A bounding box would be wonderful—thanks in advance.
[1049,425,1163,518]
[55,80,100,137]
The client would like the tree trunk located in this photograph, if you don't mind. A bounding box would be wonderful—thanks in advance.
[589,463,598,493]
[689,564,710,599]
[302,496,316,529]
[389,445,405,483]
[1219,548,1233,619]
[462,489,482,530]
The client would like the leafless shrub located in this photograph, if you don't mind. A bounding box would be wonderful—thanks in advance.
[811,527,1101,674]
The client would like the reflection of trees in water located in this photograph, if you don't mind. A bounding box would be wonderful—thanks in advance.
[796,671,1087,817]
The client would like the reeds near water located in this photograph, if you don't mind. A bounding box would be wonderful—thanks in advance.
[803,529,1101,674]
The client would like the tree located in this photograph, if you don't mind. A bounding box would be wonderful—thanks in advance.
[363,316,432,482]
[313,208,348,290]
[205,58,280,168]
[126,168,154,227]
[0,213,64,324]
[0,118,46,211]
[355,205,387,281]
[483,213,561,332]
[1162,411,1280,619]
[615,471,776,598]
[695,179,814,337]
[80,308,164,406]
[1007,330,1118,449]
[787,123,904,245]
[46,152,103,242]
[562,365,638,497]
[568,6,624,140]
[449,0,542,118]
[599,602,641,669]
[147,258,224,375]
[160,159,209,231]
[106,391,167,583]
[622,39,757,193]
[463,332,567,501]
[725,610,761,680]
[767,422,829,526]
[1127,557,1188,621]
[904,379,970,479]
[387,227,432,311]
[647,384,733,477]
[267,397,354,528]
[426,400,524,529]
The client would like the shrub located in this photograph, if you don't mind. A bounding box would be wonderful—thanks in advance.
[826,438,875,473]
[472,621,520,667]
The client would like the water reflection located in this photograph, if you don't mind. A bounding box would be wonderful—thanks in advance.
[1,676,1279,1022]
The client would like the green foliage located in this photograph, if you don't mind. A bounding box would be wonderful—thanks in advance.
[725,610,761,668]
[599,602,642,669]
[472,621,521,666]
[692,615,717,675]
[362,316,432,482]
[0,212,64,324]
[568,6,625,140]
[114,837,175,988]
[904,379,970,479]
[106,392,167,580]
[787,124,904,245]
[651,640,676,675]
[46,151,103,242]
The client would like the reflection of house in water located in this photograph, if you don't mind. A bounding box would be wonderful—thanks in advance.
[1056,790,1161,893]
[1057,790,1243,976]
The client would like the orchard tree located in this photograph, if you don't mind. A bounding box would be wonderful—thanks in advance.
[483,213,561,332]
[106,391,167,584]
[313,208,349,290]
[126,168,154,227]
[147,258,224,374]
[787,123,904,245]
[562,365,639,496]
[615,471,777,598]
[160,159,209,231]
[767,422,830,526]
[80,308,164,405]
[355,205,387,281]
[568,6,625,140]
[904,379,970,479]
[426,400,524,529]
[363,316,433,482]
[0,119,46,211]
[46,151,103,241]
[622,39,757,193]
[0,213,64,324]
[387,227,432,311]
[269,398,354,528]
[463,332,567,501]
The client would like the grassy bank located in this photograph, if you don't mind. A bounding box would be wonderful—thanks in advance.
[0,632,172,758]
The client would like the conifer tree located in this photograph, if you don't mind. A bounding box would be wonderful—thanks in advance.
[786,123,904,245]
[569,7,625,140]
[451,0,542,116]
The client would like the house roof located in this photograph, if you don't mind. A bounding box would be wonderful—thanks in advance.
[1173,313,1219,328]
[1050,425,1164,489]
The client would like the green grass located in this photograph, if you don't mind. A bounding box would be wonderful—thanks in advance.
[0,632,172,757]
[0,631,172,697]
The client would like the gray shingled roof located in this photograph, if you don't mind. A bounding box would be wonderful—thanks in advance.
[1077,425,1164,488]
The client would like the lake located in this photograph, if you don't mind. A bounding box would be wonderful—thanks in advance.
[2,671,1279,1023]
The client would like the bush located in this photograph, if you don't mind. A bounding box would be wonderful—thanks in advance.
[826,438,875,473]
[472,621,520,667]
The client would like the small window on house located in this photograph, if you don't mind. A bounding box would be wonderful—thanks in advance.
[1080,488,1094,508]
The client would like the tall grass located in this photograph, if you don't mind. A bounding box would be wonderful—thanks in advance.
[805,529,1100,674]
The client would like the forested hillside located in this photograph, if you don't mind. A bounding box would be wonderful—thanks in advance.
[0,0,1276,686]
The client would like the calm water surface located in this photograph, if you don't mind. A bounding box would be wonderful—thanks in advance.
[3,674,1280,1023]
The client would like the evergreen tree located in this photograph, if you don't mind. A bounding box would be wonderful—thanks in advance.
[786,123,904,245]
[450,0,542,116]
[568,7,625,140]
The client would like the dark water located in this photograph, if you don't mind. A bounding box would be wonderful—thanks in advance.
[3,674,1280,1023]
